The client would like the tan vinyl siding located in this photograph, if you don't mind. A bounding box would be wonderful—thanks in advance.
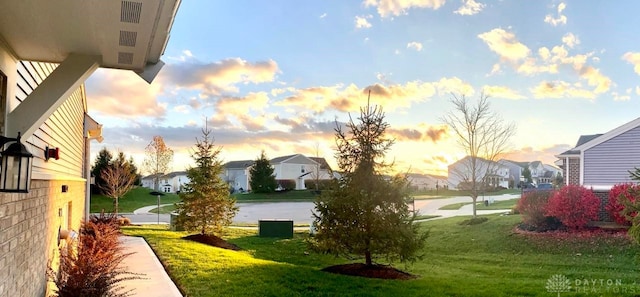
[583,125,640,186]
[13,61,85,178]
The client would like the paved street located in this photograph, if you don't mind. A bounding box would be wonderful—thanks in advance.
[121,193,521,225]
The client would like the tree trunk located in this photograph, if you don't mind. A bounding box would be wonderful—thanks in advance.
[471,195,477,218]
[365,250,372,266]
[115,197,119,217]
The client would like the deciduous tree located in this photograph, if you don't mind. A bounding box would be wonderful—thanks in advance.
[249,151,277,193]
[312,96,427,266]
[175,127,238,235]
[143,136,173,191]
[100,160,136,216]
[441,93,515,217]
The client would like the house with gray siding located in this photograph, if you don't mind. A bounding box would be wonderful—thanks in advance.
[556,117,640,220]
[556,117,640,189]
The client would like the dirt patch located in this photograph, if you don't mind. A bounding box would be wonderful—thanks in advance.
[183,234,242,251]
[321,263,417,280]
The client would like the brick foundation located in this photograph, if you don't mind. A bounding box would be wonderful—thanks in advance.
[593,190,612,222]
[0,179,85,297]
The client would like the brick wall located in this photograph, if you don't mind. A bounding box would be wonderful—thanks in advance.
[568,158,580,185]
[593,190,613,222]
[0,179,85,297]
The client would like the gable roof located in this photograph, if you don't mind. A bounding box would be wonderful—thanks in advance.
[270,154,299,163]
[309,157,331,170]
[224,160,254,169]
[557,117,640,157]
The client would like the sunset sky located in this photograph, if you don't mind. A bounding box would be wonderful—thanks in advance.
[85,0,640,176]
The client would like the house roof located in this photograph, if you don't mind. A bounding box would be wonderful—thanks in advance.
[270,154,298,163]
[0,0,180,78]
[309,157,331,170]
[529,161,542,168]
[164,171,187,178]
[557,117,640,157]
[224,160,254,169]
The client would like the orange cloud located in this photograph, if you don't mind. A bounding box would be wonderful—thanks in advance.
[622,52,640,75]
[483,85,526,100]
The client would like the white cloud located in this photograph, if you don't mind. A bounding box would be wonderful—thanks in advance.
[544,2,567,26]
[561,33,580,48]
[319,13,327,18]
[407,41,424,51]
[477,28,530,61]
[364,0,447,18]
[483,85,525,100]
[454,0,485,16]
[355,15,373,29]
[530,80,596,99]
[622,52,640,75]
[612,91,631,101]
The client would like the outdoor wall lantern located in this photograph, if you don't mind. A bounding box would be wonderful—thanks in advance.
[0,132,34,193]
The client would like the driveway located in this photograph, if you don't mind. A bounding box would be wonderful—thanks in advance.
[122,193,520,225]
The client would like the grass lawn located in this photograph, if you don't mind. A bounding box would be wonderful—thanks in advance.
[413,188,520,200]
[123,215,640,296]
[439,198,520,211]
[90,187,181,213]
[414,214,440,220]
[233,190,318,202]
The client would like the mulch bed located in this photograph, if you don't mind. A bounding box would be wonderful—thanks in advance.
[183,234,242,251]
[321,263,417,280]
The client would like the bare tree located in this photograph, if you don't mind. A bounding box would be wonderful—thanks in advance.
[441,93,515,217]
[100,164,136,216]
[143,136,174,191]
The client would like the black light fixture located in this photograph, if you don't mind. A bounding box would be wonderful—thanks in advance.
[0,132,33,193]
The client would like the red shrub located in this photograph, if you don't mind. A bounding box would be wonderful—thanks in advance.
[606,183,639,226]
[545,185,600,229]
[516,190,555,229]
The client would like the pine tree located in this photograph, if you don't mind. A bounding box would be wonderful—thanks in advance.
[176,127,238,235]
[91,148,113,194]
[249,151,277,193]
[311,96,427,266]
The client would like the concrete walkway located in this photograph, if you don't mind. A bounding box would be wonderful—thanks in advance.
[119,236,182,297]
[133,204,173,214]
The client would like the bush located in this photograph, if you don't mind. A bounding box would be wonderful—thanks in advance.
[49,213,138,297]
[276,179,296,191]
[545,185,600,229]
[516,190,555,230]
[304,179,333,191]
[606,183,639,226]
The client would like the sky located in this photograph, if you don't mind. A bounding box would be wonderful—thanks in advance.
[85,0,640,176]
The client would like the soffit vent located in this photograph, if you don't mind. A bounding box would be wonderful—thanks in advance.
[118,52,134,65]
[121,1,142,23]
[119,31,137,47]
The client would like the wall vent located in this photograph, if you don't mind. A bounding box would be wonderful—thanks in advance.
[119,31,137,47]
[118,52,134,65]
[121,1,142,23]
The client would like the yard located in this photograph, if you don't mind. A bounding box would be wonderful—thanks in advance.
[122,215,640,296]
[90,187,181,213]
[438,198,520,210]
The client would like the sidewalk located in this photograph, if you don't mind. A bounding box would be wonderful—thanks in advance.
[119,236,182,297]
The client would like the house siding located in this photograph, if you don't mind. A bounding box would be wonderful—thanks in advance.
[583,125,640,186]
[0,45,89,296]
[14,61,86,178]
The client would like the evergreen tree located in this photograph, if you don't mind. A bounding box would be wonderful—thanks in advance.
[311,97,427,266]
[522,166,532,184]
[176,127,238,235]
[249,151,277,193]
[91,148,113,194]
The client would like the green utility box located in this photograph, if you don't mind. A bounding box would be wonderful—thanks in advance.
[169,212,184,231]
[259,220,294,238]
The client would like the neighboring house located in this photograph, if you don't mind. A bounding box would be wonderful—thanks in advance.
[142,171,189,193]
[223,160,254,192]
[223,154,333,192]
[0,1,180,296]
[448,156,510,189]
[498,159,525,188]
[498,159,563,187]
[528,161,546,183]
[556,117,640,220]
[405,173,448,190]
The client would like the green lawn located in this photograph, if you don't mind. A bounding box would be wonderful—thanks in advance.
[90,187,181,213]
[413,188,520,200]
[122,215,640,296]
[439,198,520,211]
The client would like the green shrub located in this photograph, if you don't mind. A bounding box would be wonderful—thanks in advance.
[276,179,296,191]
[304,179,334,191]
